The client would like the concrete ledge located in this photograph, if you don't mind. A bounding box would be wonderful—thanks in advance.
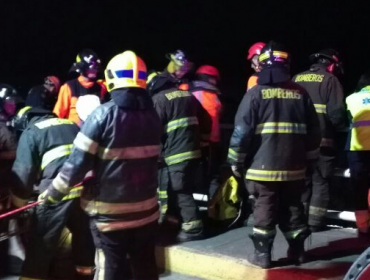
[156,245,352,280]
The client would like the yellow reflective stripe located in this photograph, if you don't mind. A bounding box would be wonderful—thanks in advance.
[52,173,70,194]
[74,132,99,155]
[0,150,15,160]
[81,196,158,215]
[306,148,319,160]
[166,117,199,133]
[314,104,327,114]
[35,118,74,129]
[98,145,160,160]
[165,150,201,165]
[253,227,276,237]
[283,228,306,240]
[227,148,246,163]
[96,210,159,231]
[182,220,203,231]
[246,168,305,181]
[41,144,73,170]
[158,190,168,199]
[95,249,105,280]
[62,186,83,201]
[255,122,307,134]
[17,106,32,118]
[76,266,95,275]
[309,205,327,217]
[259,51,288,62]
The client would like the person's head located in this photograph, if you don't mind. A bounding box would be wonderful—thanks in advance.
[356,71,370,92]
[0,84,24,118]
[247,42,266,73]
[13,106,54,132]
[309,48,343,76]
[166,50,193,79]
[70,49,101,80]
[195,65,220,86]
[105,50,147,92]
[258,41,290,70]
[43,76,61,95]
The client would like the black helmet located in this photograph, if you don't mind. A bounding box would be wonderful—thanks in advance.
[69,49,101,76]
[13,106,55,132]
[258,41,290,68]
[0,84,24,118]
[309,48,343,75]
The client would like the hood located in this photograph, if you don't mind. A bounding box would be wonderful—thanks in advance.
[111,88,153,110]
[258,65,291,85]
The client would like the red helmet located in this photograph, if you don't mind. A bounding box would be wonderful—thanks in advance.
[196,65,220,79]
[247,42,266,60]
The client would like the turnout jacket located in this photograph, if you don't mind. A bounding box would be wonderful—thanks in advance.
[152,88,211,166]
[0,123,16,190]
[228,81,321,181]
[49,88,162,232]
[11,116,80,204]
[293,64,347,148]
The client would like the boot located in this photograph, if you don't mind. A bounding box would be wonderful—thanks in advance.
[286,229,310,264]
[249,233,274,269]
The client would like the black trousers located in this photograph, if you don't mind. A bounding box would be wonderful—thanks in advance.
[91,221,159,280]
[158,160,202,232]
[348,151,370,211]
[247,180,306,233]
[21,199,95,280]
[303,150,335,226]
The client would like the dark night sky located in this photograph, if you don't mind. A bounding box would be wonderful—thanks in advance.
[0,1,369,100]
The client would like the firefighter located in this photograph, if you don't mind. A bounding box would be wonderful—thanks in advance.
[346,71,370,234]
[0,84,24,126]
[41,51,161,280]
[26,76,61,110]
[147,49,193,96]
[152,71,211,242]
[293,49,347,232]
[53,49,108,125]
[228,41,321,268]
[10,106,96,280]
[246,42,266,91]
[190,65,222,197]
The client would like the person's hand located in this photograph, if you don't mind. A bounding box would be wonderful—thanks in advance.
[231,165,243,178]
[38,190,59,205]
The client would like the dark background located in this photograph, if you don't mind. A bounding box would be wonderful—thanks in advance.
[0,1,369,100]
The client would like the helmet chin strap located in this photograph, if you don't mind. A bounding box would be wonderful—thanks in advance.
[327,63,335,74]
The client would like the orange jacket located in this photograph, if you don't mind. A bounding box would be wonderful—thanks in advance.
[247,74,258,91]
[53,75,107,124]
[191,81,222,143]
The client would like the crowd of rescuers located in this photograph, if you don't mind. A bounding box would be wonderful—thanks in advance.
[0,39,369,279]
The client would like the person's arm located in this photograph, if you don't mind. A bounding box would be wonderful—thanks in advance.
[327,76,348,131]
[227,91,258,174]
[53,84,71,119]
[10,128,39,207]
[44,112,103,202]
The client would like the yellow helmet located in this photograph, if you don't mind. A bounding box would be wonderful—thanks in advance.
[105,51,147,92]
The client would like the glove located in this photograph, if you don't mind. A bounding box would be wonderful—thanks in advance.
[38,190,59,205]
[231,165,243,178]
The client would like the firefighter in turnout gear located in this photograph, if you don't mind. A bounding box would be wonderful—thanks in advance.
[293,48,347,231]
[228,41,321,268]
[10,106,95,280]
[190,65,222,197]
[43,51,162,280]
[346,72,370,234]
[53,49,108,125]
[153,76,211,242]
